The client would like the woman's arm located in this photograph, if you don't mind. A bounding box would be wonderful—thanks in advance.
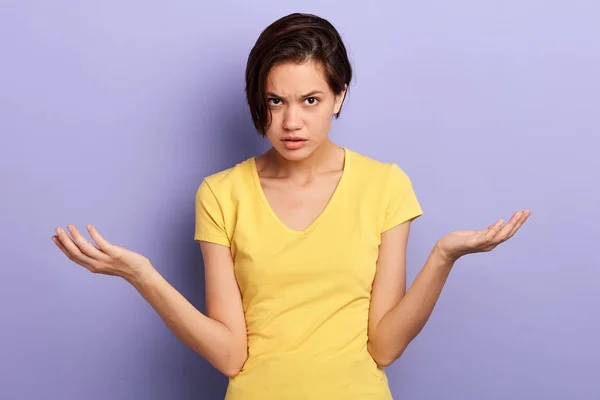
[130,242,247,376]
[367,210,529,367]
[52,225,247,377]
[367,222,452,367]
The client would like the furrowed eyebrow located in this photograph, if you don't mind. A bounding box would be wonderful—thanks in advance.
[266,90,324,99]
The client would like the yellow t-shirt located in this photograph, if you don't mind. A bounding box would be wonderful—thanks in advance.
[194,148,423,399]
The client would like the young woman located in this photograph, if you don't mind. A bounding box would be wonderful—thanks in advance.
[52,13,530,400]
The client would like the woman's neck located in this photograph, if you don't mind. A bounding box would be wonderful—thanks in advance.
[258,140,345,180]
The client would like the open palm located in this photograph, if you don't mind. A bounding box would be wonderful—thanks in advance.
[436,210,531,263]
[52,224,150,282]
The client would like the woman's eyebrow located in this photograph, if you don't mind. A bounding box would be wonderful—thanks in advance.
[266,90,324,98]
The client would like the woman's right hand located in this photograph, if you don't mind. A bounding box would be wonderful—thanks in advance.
[52,224,152,283]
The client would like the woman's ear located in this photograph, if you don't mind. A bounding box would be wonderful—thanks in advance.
[333,84,348,115]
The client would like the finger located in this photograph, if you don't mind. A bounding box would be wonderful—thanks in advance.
[494,212,522,242]
[484,219,505,239]
[492,210,531,245]
[470,220,502,239]
[85,224,117,256]
[67,224,108,260]
[506,210,531,239]
[52,235,75,260]
[52,234,94,270]
[471,219,504,247]
[55,227,97,268]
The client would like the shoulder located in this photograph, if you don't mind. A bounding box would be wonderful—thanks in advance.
[346,148,411,186]
[199,158,254,196]
[347,149,423,231]
[196,158,254,206]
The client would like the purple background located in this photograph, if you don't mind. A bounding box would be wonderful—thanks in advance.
[2,1,599,399]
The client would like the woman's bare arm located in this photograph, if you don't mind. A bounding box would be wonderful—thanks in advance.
[52,224,247,377]
[367,210,529,367]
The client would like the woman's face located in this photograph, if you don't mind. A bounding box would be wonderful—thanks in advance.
[264,59,346,161]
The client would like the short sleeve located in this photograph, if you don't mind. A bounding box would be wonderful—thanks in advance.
[194,179,231,247]
[382,163,423,232]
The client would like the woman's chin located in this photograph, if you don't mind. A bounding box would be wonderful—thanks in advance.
[274,143,312,160]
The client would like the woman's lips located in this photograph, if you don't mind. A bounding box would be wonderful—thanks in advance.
[282,138,307,150]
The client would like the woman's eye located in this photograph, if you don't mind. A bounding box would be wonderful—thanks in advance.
[268,97,319,106]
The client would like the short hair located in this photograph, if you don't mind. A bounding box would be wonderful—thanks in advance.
[245,13,353,135]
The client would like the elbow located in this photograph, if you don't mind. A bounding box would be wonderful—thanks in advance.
[217,349,247,378]
[221,364,242,378]
[375,357,394,368]
[373,353,395,368]
[368,340,406,368]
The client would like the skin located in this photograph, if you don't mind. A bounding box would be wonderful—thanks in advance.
[52,58,531,376]
[254,59,348,231]
[260,59,346,170]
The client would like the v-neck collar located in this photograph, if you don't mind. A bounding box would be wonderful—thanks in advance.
[250,147,350,235]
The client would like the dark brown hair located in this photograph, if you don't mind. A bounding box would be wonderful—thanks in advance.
[245,13,353,135]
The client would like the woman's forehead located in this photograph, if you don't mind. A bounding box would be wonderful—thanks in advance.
[266,60,330,94]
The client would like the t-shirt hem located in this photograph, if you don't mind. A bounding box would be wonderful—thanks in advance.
[382,209,423,233]
[194,232,231,247]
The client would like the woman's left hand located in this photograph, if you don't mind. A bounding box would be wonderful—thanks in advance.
[435,210,531,263]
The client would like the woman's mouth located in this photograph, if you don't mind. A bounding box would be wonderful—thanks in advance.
[282,138,307,150]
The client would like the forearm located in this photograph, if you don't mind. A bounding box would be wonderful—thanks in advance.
[369,246,454,366]
[127,266,246,376]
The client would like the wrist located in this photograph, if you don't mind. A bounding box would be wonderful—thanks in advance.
[431,244,458,269]
[124,260,158,289]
